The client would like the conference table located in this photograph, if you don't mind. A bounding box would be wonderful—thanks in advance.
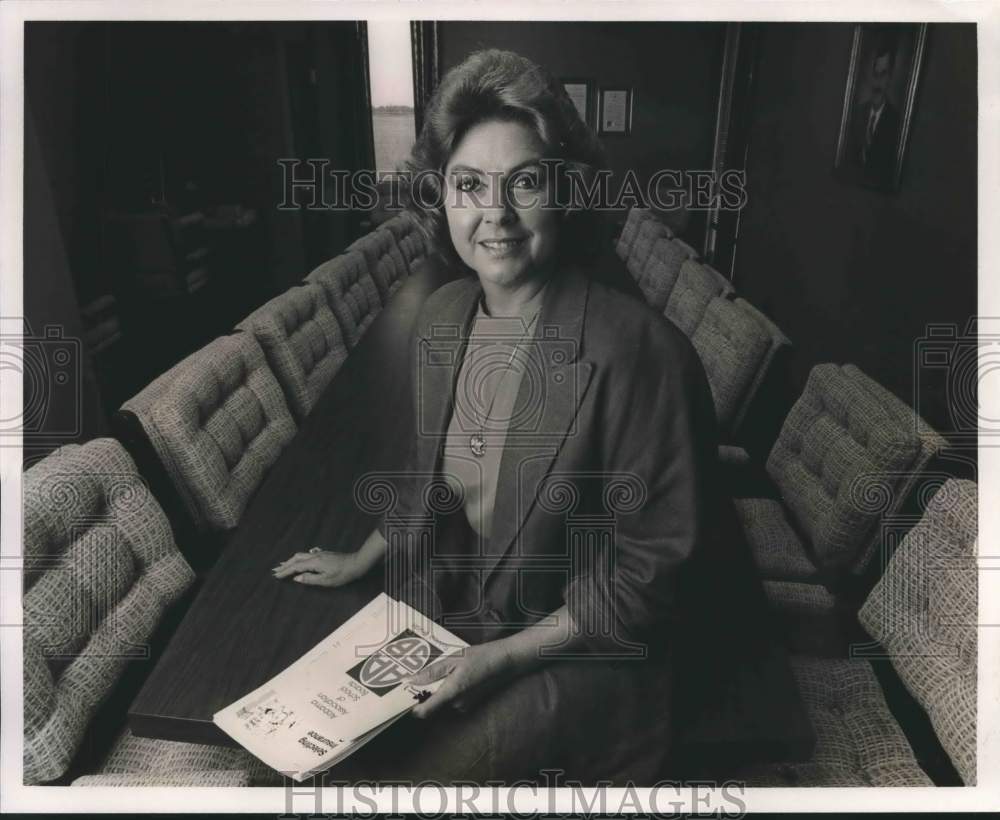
[128,262,813,779]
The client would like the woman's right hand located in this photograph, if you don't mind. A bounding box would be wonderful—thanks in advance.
[271,549,367,588]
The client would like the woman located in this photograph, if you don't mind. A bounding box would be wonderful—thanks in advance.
[274,49,774,784]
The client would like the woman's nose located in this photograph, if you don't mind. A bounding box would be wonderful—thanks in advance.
[482,206,515,226]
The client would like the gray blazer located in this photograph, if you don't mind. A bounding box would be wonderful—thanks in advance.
[380,257,737,657]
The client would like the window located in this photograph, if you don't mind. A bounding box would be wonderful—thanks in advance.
[366,21,416,174]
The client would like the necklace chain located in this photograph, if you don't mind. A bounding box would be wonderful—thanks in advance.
[467,310,540,457]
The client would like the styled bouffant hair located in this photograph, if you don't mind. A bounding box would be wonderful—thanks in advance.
[402,49,611,273]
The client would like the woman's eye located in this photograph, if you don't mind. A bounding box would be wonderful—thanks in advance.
[511,173,540,189]
[455,175,480,193]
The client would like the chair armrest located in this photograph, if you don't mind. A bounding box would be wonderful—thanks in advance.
[72,770,252,787]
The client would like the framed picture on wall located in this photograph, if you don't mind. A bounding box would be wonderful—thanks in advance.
[598,87,633,136]
[562,79,592,127]
[833,23,928,192]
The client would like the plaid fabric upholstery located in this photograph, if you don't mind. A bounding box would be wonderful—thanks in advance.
[616,207,667,262]
[614,207,640,261]
[766,364,924,575]
[73,770,252,786]
[728,298,791,429]
[763,580,837,614]
[672,236,701,261]
[236,283,348,420]
[348,225,407,274]
[625,216,671,280]
[690,296,772,430]
[635,236,689,311]
[734,497,819,581]
[71,728,261,787]
[858,479,978,784]
[121,333,297,531]
[22,439,196,785]
[348,228,409,301]
[380,212,428,269]
[372,253,407,301]
[738,657,931,786]
[843,364,948,572]
[663,258,734,337]
[306,251,382,346]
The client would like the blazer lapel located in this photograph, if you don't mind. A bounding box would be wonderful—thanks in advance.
[484,264,595,578]
[412,278,480,480]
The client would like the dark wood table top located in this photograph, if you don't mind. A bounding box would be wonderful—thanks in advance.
[128,262,462,747]
[128,261,814,775]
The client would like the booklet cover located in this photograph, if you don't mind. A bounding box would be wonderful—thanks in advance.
[213,593,468,781]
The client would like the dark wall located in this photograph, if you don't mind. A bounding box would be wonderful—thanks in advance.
[438,21,725,247]
[24,21,373,423]
[735,23,977,440]
[24,103,107,462]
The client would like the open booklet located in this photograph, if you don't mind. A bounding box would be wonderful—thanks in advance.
[213,593,468,781]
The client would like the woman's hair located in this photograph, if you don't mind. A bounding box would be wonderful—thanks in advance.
[402,49,611,272]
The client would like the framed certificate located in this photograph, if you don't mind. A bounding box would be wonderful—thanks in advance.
[598,87,633,136]
[562,79,592,127]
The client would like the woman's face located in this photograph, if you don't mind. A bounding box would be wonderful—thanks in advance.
[443,118,561,290]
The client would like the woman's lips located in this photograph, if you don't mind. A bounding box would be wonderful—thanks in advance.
[478,237,527,257]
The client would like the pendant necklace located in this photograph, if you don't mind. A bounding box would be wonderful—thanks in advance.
[468,309,540,458]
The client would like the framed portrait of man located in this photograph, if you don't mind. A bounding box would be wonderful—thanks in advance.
[834,23,928,192]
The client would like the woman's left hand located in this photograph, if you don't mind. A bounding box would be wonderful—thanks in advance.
[406,641,515,719]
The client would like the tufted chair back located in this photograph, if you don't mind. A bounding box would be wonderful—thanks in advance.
[235,283,349,420]
[634,236,690,311]
[22,438,196,784]
[842,363,948,568]
[766,363,945,576]
[371,253,407,302]
[120,332,297,531]
[662,256,734,336]
[306,251,382,346]
[858,478,977,784]
[616,207,666,262]
[624,214,673,280]
[379,211,428,269]
[690,296,781,432]
[347,228,409,300]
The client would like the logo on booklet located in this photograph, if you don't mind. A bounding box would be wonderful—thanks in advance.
[347,629,443,696]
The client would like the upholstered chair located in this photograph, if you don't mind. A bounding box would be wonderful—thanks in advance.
[347,228,409,301]
[118,332,297,532]
[235,283,349,420]
[305,251,382,346]
[736,363,947,583]
[690,295,789,435]
[662,256,734,336]
[624,214,672,281]
[23,439,196,784]
[615,206,665,262]
[379,211,428,270]
[739,479,976,786]
[858,478,978,784]
[737,656,932,786]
